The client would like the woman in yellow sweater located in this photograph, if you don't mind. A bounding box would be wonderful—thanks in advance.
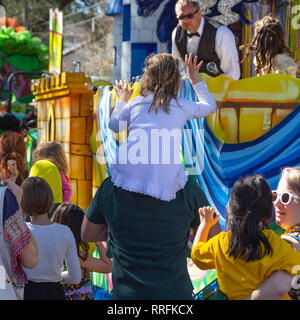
[191,174,300,300]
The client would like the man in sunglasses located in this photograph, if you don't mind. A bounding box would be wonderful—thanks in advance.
[172,0,240,80]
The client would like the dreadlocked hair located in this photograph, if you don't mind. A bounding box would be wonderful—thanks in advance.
[239,16,291,76]
[139,53,181,114]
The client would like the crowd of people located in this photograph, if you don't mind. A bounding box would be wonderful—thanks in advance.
[0,0,299,301]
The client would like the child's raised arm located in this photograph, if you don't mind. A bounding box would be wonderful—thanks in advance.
[114,80,133,103]
[192,206,220,249]
[7,159,18,183]
[109,81,134,133]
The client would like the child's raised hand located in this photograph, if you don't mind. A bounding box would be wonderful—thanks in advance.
[7,159,18,183]
[198,206,220,228]
[185,53,203,85]
[114,80,133,103]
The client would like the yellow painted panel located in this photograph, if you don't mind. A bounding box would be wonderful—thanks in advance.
[80,95,93,117]
[77,180,92,210]
[85,156,92,181]
[70,118,86,144]
[70,179,77,203]
[86,116,93,145]
[37,101,48,121]
[69,154,85,180]
[55,118,70,142]
[70,96,80,117]
[206,108,238,143]
[71,144,92,156]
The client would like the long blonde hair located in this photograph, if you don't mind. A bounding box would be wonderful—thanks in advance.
[281,167,300,198]
[33,141,69,174]
[240,16,291,75]
[139,53,181,114]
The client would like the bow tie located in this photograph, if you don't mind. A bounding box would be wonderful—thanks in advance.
[187,32,200,38]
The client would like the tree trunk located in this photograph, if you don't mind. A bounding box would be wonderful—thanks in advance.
[56,0,74,11]
[22,0,29,28]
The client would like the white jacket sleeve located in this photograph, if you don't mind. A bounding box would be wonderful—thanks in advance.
[183,81,217,120]
[109,100,130,132]
[60,230,81,284]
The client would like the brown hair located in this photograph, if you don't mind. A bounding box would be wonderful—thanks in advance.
[0,132,27,186]
[21,177,54,216]
[240,16,291,76]
[51,203,89,261]
[139,53,181,114]
[281,167,300,198]
[33,141,69,174]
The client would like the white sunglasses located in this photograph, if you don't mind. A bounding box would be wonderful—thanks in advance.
[272,190,300,205]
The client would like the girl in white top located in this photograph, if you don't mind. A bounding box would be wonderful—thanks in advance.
[240,16,297,77]
[109,53,217,201]
[20,176,81,300]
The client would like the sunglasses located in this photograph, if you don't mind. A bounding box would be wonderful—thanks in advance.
[272,190,300,205]
[177,9,199,21]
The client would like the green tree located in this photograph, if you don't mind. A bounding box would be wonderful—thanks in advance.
[0,0,106,37]
[0,0,114,80]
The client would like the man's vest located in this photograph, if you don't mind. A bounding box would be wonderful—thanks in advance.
[174,18,223,77]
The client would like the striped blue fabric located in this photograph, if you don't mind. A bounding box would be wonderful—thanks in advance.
[97,81,300,230]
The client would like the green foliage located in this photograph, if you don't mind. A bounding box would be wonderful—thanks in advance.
[0,26,48,70]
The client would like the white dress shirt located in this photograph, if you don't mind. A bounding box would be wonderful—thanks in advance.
[172,17,241,80]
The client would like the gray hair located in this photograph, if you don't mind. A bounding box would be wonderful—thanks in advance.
[175,0,200,11]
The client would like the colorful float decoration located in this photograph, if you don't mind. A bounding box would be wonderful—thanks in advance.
[0,20,48,110]
[91,72,300,298]
[0,16,48,166]
[95,0,300,298]
[30,0,300,299]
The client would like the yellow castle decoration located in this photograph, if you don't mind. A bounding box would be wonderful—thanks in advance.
[31,72,94,209]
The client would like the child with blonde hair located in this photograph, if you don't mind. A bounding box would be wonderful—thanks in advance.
[33,141,72,202]
[240,16,297,77]
[272,166,300,299]
[109,53,217,201]
[191,174,300,300]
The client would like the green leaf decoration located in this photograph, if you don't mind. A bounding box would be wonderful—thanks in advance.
[0,26,48,71]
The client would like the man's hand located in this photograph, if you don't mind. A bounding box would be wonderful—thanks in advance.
[185,53,203,85]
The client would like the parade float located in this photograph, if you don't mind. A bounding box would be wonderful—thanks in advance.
[88,0,300,298]
[30,0,300,299]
